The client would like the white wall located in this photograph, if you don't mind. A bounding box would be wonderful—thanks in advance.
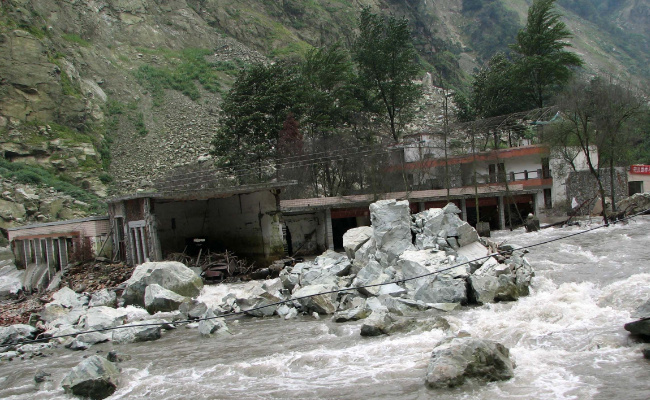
[283,212,327,256]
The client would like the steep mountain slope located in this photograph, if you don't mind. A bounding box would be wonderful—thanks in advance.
[0,0,647,210]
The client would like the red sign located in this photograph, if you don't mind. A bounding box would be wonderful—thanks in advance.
[630,165,650,175]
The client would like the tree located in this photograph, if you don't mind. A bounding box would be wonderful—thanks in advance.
[549,76,646,222]
[589,77,646,211]
[211,62,300,183]
[353,7,422,142]
[470,53,525,118]
[509,0,583,109]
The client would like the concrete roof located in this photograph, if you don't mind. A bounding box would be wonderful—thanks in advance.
[6,215,109,231]
[281,184,538,213]
[106,180,297,203]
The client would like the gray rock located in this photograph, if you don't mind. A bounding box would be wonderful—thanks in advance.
[81,307,129,331]
[425,337,515,389]
[456,222,480,247]
[343,226,373,259]
[0,324,37,345]
[370,200,414,267]
[51,287,89,309]
[89,289,117,308]
[352,260,392,296]
[332,305,371,322]
[414,276,467,305]
[198,309,230,337]
[144,283,188,313]
[61,355,120,399]
[624,319,650,337]
[360,311,394,336]
[111,321,162,343]
[352,237,376,275]
[293,284,338,314]
[468,275,499,304]
[122,261,203,307]
[66,331,110,351]
[179,300,209,320]
[443,203,462,214]
[494,275,520,302]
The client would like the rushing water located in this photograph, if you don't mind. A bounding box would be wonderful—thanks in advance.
[2,217,650,399]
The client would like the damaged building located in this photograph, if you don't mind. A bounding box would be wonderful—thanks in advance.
[107,182,291,267]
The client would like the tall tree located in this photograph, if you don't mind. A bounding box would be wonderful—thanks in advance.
[510,0,583,108]
[211,62,300,183]
[549,76,646,222]
[353,7,422,142]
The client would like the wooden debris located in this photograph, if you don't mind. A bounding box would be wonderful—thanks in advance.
[165,250,255,282]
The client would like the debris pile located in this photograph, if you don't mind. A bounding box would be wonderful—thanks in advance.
[59,261,134,293]
[166,250,255,282]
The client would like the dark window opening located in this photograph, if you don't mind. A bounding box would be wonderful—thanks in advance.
[629,181,643,196]
[332,217,358,250]
[544,188,552,208]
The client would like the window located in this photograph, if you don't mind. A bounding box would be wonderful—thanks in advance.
[488,163,506,183]
[541,157,551,179]
[629,181,644,196]
[544,188,552,209]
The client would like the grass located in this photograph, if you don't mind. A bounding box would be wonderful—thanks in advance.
[62,33,91,47]
[0,158,102,211]
[134,48,241,106]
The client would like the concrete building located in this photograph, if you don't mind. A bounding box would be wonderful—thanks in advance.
[7,216,111,291]
[281,142,596,255]
[628,165,650,195]
[107,182,290,267]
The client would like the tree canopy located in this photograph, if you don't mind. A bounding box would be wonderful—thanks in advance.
[460,0,583,119]
[353,7,421,142]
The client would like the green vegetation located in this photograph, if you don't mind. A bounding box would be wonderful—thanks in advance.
[0,158,102,210]
[461,0,521,62]
[353,7,422,142]
[212,8,423,195]
[61,33,91,47]
[459,0,583,119]
[135,48,240,106]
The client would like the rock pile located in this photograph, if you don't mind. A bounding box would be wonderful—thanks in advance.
[200,200,534,334]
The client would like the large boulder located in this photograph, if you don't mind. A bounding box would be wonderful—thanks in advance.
[370,200,414,266]
[413,276,467,305]
[61,355,120,400]
[0,324,38,346]
[66,332,111,351]
[89,289,117,308]
[122,261,203,307]
[81,307,129,331]
[343,226,373,259]
[425,337,515,389]
[51,287,89,309]
[293,283,338,314]
[111,321,162,344]
[144,284,188,313]
[360,310,394,336]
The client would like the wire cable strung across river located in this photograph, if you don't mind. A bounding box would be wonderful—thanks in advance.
[18,208,650,345]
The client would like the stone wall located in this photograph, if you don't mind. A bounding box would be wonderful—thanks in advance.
[566,168,628,213]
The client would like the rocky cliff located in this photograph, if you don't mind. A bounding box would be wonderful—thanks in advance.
[0,0,647,227]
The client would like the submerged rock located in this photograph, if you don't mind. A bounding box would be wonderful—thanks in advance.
[624,319,650,337]
[61,355,120,400]
[425,337,515,389]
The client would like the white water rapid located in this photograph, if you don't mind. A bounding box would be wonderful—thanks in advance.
[2,217,650,399]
